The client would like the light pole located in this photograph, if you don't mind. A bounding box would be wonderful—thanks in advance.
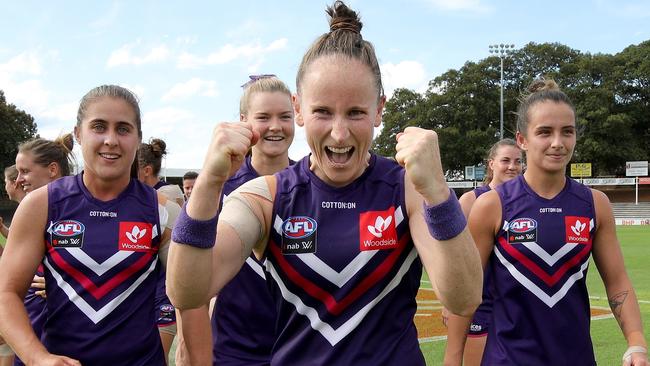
[489,44,515,139]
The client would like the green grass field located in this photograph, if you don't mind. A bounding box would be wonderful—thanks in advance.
[1,227,649,365]
[420,225,650,365]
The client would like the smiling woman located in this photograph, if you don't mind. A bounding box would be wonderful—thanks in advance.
[0,85,172,366]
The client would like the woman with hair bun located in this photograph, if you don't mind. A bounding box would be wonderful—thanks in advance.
[167,2,482,365]
[469,79,648,365]
[138,138,185,206]
[12,135,75,366]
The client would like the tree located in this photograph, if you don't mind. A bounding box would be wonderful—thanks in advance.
[0,90,38,194]
[373,40,650,178]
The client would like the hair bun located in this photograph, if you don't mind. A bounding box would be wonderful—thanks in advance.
[150,138,167,158]
[527,78,560,94]
[55,133,74,152]
[328,1,362,34]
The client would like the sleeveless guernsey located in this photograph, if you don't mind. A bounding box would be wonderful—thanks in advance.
[482,175,596,365]
[43,174,165,365]
[266,154,425,365]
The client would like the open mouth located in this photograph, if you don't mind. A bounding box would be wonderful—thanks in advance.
[325,146,354,165]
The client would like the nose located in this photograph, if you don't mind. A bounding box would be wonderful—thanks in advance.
[104,129,118,146]
[330,117,350,143]
[16,172,25,183]
[550,132,564,150]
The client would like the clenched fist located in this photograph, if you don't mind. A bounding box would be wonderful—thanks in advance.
[202,122,259,184]
[395,127,449,205]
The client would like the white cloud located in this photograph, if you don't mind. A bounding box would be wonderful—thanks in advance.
[40,101,78,123]
[176,38,288,69]
[424,0,491,13]
[0,52,42,76]
[381,60,428,97]
[142,107,195,135]
[107,43,170,68]
[161,78,219,101]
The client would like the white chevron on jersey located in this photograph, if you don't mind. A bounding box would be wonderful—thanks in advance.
[44,256,158,324]
[266,246,418,346]
[272,206,405,288]
[494,246,590,308]
[245,256,266,279]
[64,249,134,276]
[519,242,580,266]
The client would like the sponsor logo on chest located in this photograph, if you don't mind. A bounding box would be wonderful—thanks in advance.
[507,217,538,243]
[281,216,317,254]
[565,216,591,244]
[50,220,85,248]
[118,222,153,252]
[359,207,398,251]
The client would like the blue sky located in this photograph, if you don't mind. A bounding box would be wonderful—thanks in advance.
[1,0,648,170]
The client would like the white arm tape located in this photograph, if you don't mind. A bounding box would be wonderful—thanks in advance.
[163,200,181,229]
[219,177,271,259]
[623,346,648,361]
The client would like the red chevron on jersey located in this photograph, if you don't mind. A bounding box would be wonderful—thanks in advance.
[46,243,155,300]
[118,222,153,252]
[498,236,592,287]
[359,207,398,251]
[565,216,591,244]
[269,233,410,316]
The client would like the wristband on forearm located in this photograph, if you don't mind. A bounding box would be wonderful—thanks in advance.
[422,188,467,241]
[171,203,218,249]
[622,346,647,362]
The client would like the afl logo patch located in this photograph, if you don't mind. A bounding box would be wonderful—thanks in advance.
[508,218,537,243]
[281,216,317,254]
[50,220,85,248]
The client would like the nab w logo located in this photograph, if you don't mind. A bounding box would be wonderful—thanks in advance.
[126,225,147,243]
[367,215,392,238]
[50,219,85,248]
[281,216,318,254]
[508,218,538,244]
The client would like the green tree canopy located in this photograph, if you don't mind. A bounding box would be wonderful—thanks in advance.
[373,41,650,177]
[0,90,38,194]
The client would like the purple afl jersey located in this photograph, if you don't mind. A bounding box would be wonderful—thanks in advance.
[42,174,165,365]
[265,154,425,366]
[212,155,289,365]
[482,175,596,365]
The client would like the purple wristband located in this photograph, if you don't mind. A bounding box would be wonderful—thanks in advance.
[422,188,467,241]
[171,203,218,249]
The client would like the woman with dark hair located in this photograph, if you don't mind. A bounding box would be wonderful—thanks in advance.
[469,79,647,365]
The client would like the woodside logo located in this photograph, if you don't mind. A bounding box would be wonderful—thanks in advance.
[359,207,398,251]
[118,222,153,252]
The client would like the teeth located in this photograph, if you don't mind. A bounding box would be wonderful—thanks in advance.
[100,153,119,159]
[327,146,352,154]
[265,136,284,141]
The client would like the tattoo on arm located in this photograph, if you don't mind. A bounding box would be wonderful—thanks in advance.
[609,291,628,318]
